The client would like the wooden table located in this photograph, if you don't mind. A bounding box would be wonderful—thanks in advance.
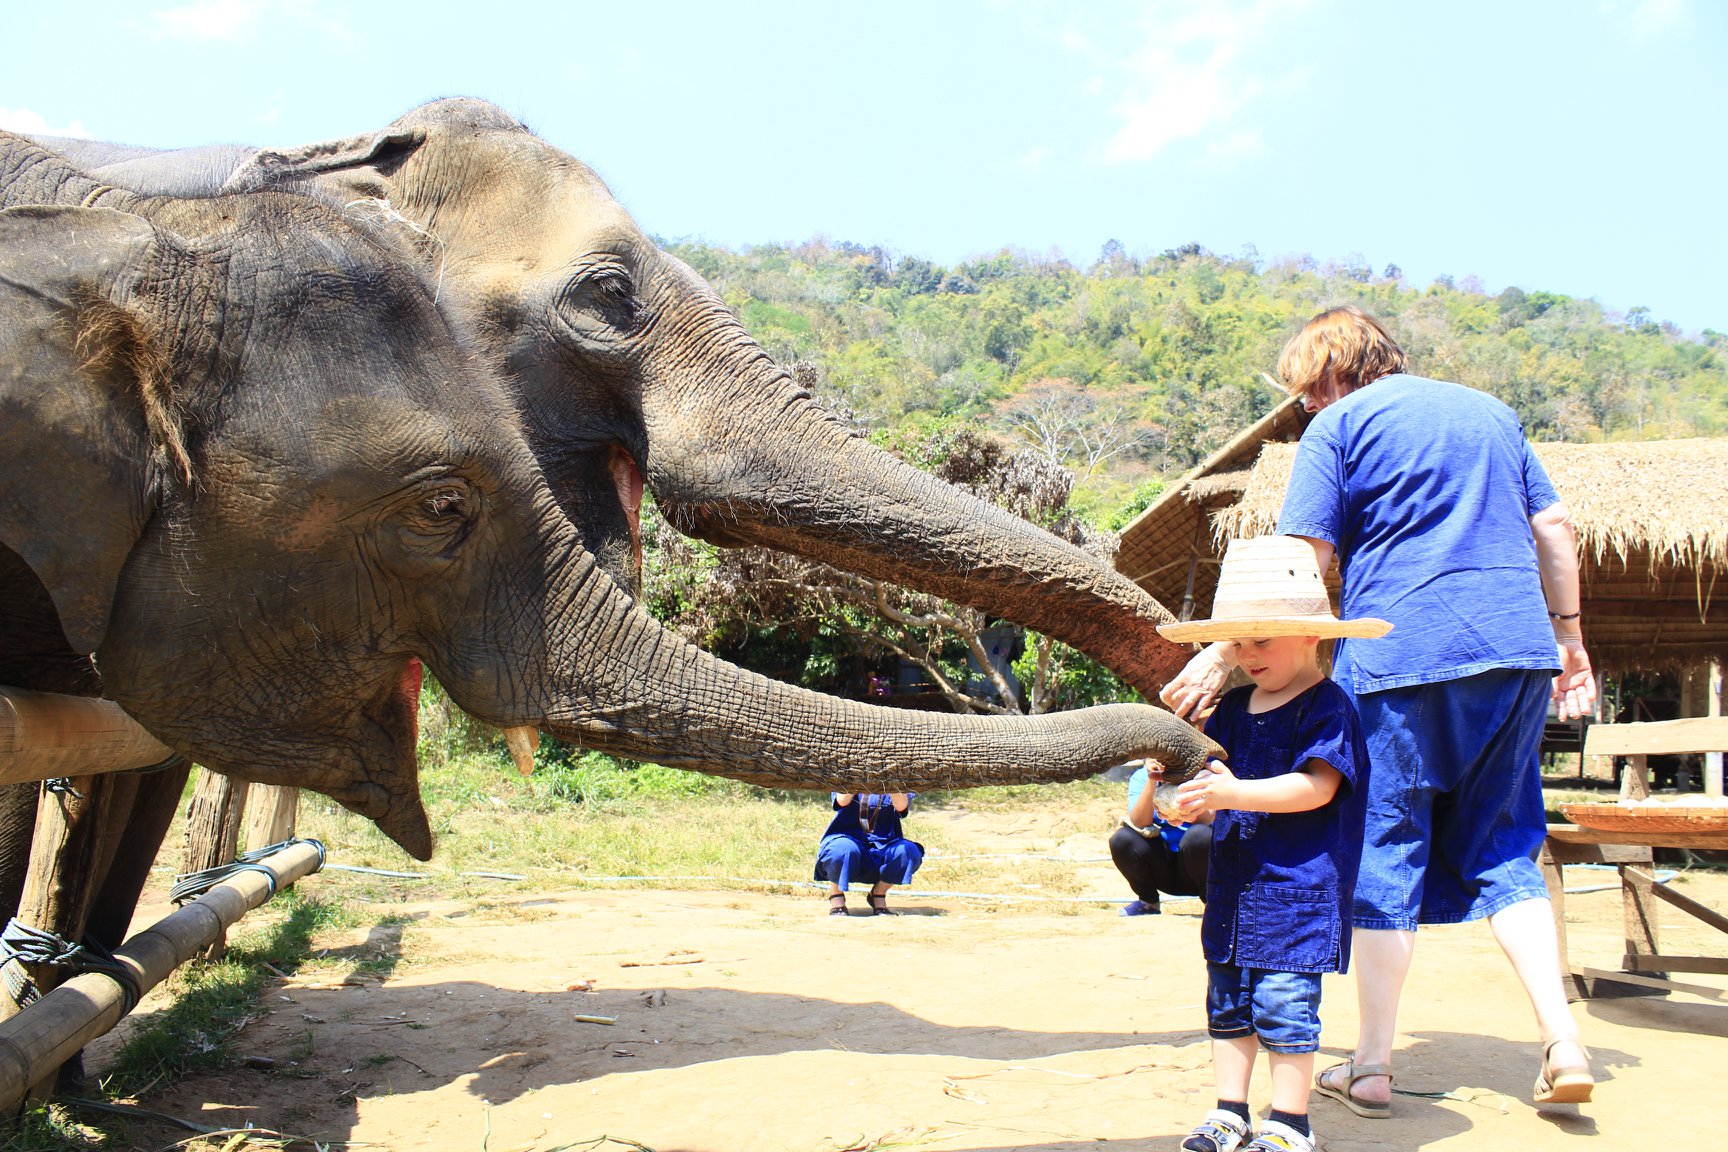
[1540,716,1728,1001]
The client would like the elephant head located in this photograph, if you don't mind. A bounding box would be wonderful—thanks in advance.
[129,98,1192,699]
[0,138,1220,864]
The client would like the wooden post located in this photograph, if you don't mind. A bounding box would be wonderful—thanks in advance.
[1708,661,1724,799]
[2,774,143,1022]
[181,769,250,961]
[1622,863,1664,982]
[243,784,299,852]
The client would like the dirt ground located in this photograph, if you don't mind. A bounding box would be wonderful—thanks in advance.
[87,802,1728,1152]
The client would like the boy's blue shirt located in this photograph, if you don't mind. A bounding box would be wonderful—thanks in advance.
[1277,374,1561,694]
[1200,678,1370,974]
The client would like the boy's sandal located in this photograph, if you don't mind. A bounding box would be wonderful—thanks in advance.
[1180,1109,1250,1152]
[867,893,896,916]
[1243,1119,1314,1152]
[827,893,848,916]
[1534,1038,1594,1104]
[1314,1058,1393,1119]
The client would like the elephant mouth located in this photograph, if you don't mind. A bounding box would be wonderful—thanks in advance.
[353,657,434,861]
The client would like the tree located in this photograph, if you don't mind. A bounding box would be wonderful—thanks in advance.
[999,379,1155,486]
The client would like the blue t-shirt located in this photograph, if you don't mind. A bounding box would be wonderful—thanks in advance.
[1200,679,1368,974]
[1278,375,1562,694]
[1125,764,1189,852]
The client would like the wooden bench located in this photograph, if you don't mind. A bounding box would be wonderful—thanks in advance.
[1540,717,1728,1001]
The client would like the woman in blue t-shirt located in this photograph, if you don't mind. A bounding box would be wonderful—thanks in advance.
[1162,305,1599,1116]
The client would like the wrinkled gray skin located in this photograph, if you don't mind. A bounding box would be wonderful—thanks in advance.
[36,98,1194,699]
[0,135,1216,859]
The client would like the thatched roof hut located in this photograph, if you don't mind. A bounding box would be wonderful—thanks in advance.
[1119,417,1728,674]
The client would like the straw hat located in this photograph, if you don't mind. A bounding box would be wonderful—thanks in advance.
[1156,536,1392,644]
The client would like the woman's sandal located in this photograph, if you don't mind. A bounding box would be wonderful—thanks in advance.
[1314,1058,1393,1119]
[827,893,848,916]
[867,893,897,916]
[1533,1038,1594,1105]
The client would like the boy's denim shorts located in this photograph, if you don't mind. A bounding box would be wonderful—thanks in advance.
[1205,962,1322,1053]
[1343,668,1554,931]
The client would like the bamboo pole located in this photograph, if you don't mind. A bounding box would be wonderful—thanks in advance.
[0,688,173,785]
[0,839,324,1114]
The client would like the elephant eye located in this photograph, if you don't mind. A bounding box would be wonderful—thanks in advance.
[558,266,637,332]
[425,488,465,519]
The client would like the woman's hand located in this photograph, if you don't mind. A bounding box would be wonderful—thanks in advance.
[1159,644,1234,723]
[1552,638,1597,722]
[1174,759,1238,821]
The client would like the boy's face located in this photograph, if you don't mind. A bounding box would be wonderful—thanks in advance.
[1230,635,1321,694]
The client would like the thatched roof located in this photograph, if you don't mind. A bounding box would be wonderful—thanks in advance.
[1119,427,1728,674]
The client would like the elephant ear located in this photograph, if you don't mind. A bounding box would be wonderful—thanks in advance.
[220,128,427,195]
[0,205,185,655]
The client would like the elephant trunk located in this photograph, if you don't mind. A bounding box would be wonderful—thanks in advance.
[526,554,1219,791]
[644,354,1191,698]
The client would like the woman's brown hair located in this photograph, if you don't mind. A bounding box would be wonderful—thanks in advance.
[1277,304,1407,400]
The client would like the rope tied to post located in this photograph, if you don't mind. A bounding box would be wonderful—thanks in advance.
[169,837,326,905]
[0,919,143,1014]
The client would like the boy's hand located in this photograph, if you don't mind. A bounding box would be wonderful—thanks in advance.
[1174,758,1237,820]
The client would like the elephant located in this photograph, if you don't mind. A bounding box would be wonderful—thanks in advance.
[0,133,1218,1091]
[0,130,1218,859]
[34,98,1194,701]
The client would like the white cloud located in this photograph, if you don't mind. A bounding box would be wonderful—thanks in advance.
[0,107,90,139]
[142,0,356,47]
[1097,0,1309,166]
[1016,145,1054,171]
[1205,129,1265,163]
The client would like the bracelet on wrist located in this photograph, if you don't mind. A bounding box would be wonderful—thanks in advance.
[1548,610,1580,620]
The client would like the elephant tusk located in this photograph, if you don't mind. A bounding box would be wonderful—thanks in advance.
[502,726,540,776]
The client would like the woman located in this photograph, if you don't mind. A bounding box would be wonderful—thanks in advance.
[814,793,924,916]
[1161,305,1597,1115]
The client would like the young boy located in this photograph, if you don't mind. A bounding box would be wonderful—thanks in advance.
[1155,536,1389,1152]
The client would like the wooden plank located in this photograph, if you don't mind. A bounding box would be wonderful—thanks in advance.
[1585,716,1728,756]
[1576,966,1727,1002]
[1626,868,1728,935]
[1623,955,1728,975]
[1544,825,1728,850]
[1540,838,1654,865]
[0,688,174,785]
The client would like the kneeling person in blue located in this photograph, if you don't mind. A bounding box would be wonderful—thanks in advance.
[815,793,925,916]
[1157,537,1387,1152]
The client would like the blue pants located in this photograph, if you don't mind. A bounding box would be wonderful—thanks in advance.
[1343,668,1553,930]
[815,835,924,889]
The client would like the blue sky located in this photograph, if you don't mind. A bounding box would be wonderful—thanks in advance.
[6,0,1723,332]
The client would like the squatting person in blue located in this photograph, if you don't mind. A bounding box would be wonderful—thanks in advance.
[814,793,924,916]
[1158,535,1387,1152]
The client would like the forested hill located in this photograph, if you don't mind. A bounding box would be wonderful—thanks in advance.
[668,237,1728,513]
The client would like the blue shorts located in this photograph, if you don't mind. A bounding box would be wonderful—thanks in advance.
[1205,963,1322,1053]
[1343,668,1553,931]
